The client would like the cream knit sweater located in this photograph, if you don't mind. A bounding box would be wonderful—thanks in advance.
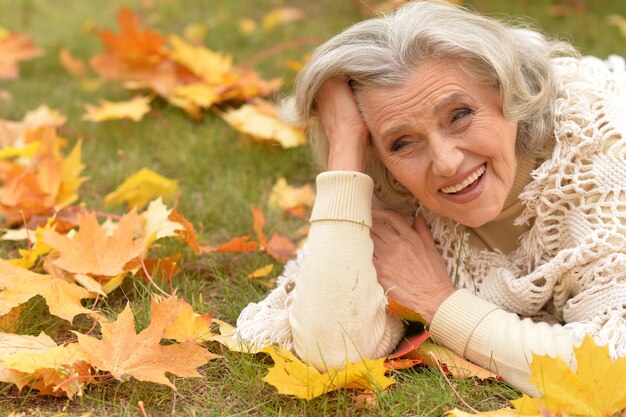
[236,56,626,396]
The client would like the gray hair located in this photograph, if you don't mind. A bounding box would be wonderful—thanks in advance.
[282,0,577,214]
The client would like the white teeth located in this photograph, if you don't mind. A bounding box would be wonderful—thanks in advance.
[441,165,485,194]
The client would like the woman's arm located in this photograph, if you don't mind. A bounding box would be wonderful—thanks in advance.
[289,171,404,369]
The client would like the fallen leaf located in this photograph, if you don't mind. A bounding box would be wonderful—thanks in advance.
[42,210,146,277]
[248,264,273,279]
[208,319,262,354]
[0,306,21,332]
[261,7,305,31]
[0,32,43,79]
[75,303,218,389]
[446,408,527,417]
[59,48,87,78]
[201,236,259,253]
[105,167,178,209]
[414,341,499,380]
[511,335,626,417]
[23,105,67,128]
[141,197,184,245]
[238,18,258,35]
[168,208,201,254]
[90,7,168,81]
[183,23,207,44]
[266,233,296,263]
[608,15,626,38]
[169,35,233,85]
[219,101,306,149]
[83,96,151,122]
[263,346,394,400]
[152,295,215,343]
[268,177,315,218]
[387,297,428,325]
[1,342,91,398]
[0,259,94,322]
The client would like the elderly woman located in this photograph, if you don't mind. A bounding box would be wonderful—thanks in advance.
[236,0,626,395]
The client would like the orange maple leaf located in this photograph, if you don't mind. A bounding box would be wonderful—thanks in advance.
[0,32,43,80]
[90,7,170,81]
[75,303,218,389]
[168,208,201,254]
[42,210,146,277]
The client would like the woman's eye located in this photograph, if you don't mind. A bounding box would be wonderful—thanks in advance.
[390,138,408,152]
[450,108,473,124]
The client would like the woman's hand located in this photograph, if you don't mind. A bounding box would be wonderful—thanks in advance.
[371,210,456,323]
[315,77,369,172]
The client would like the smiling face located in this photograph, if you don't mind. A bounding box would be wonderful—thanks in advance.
[358,60,519,227]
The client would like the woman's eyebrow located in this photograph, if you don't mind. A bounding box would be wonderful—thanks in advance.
[433,91,471,114]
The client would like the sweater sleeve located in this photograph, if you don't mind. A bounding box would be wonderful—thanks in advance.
[289,171,404,370]
[430,289,581,396]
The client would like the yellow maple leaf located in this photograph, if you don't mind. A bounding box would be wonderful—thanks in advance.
[262,346,394,400]
[268,177,315,217]
[220,101,306,149]
[208,319,262,354]
[171,82,220,109]
[447,408,531,417]
[9,218,54,269]
[169,35,233,85]
[511,335,626,417]
[55,139,87,210]
[141,197,184,245]
[82,96,151,122]
[261,7,305,31]
[75,303,219,389]
[0,259,94,322]
[105,167,178,209]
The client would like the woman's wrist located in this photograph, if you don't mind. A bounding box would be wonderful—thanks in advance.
[327,141,367,172]
[422,287,457,324]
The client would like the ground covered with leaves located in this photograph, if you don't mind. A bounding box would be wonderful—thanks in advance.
[1,1,626,416]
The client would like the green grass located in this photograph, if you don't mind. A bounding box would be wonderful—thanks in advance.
[0,0,625,416]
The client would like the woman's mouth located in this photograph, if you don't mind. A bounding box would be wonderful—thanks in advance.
[440,164,486,195]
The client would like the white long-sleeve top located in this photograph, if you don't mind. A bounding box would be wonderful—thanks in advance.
[236,55,626,396]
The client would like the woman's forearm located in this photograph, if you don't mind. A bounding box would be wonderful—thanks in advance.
[431,290,579,396]
[288,171,402,369]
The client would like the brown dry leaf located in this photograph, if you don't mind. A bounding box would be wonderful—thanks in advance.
[219,100,305,149]
[414,341,498,380]
[138,254,181,283]
[263,346,394,400]
[0,306,21,332]
[75,303,218,389]
[59,48,87,78]
[152,295,216,343]
[83,96,151,122]
[385,331,430,370]
[42,210,146,277]
[0,259,94,322]
[0,32,43,79]
[268,177,315,218]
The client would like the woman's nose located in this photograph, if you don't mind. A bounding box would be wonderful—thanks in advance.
[429,135,463,177]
